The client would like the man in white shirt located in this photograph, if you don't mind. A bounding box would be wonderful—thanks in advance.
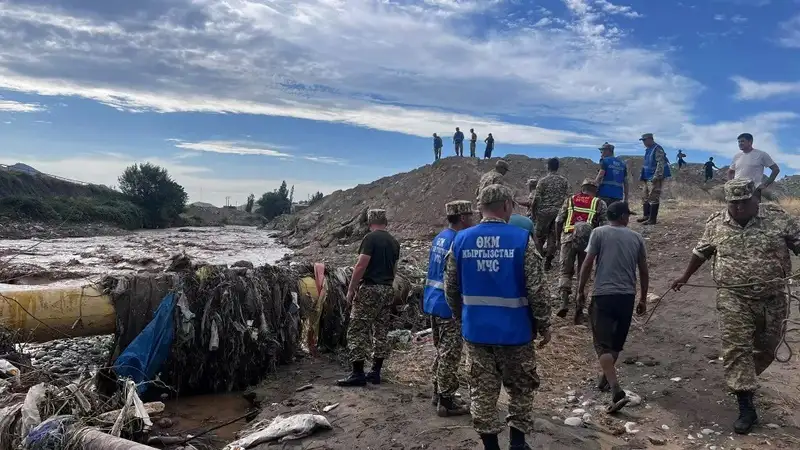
[728,133,780,201]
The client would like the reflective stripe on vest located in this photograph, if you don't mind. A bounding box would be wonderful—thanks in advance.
[563,195,598,233]
[422,228,457,319]
[462,295,529,308]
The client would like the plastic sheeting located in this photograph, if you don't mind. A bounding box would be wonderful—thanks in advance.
[113,293,177,394]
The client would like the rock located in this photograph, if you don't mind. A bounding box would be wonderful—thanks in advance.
[580,399,595,407]
[564,417,583,427]
[701,428,714,435]
[647,434,667,446]
[624,422,639,434]
[766,423,780,429]
[624,390,642,407]
[534,418,559,434]
[582,413,592,423]
[566,390,577,396]
[157,418,174,428]
[566,396,578,404]
[709,446,717,450]
[571,408,586,415]
[231,260,254,269]
[669,377,681,382]
[661,424,669,431]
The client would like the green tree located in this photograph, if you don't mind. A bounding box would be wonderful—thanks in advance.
[256,180,292,220]
[118,163,188,228]
[245,193,255,213]
[309,191,324,205]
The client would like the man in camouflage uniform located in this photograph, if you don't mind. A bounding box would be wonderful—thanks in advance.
[424,200,473,417]
[556,179,608,323]
[672,179,800,435]
[532,157,570,270]
[445,184,552,450]
[637,133,671,225]
[338,209,401,387]
[476,159,510,197]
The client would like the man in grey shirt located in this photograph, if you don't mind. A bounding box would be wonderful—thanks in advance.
[577,202,649,414]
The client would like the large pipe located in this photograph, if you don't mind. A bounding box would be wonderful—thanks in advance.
[72,428,159,450]
[0,278,321,343]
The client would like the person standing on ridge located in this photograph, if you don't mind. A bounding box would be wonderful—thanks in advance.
[484,133,495,159]
[470,128,478,158]
[433,133,443,162]
[728,133,780,202]
[338,209,401,387]
[671,179,800,435]
[445,184,552,450]
[577,202,648,414]
[454,127,465,157]
[555,179,607,323]
[424,200,473,417]
[531,157,570,270]
[595,142,628,207]
[676,149,687,170]
[704,157,719,183]
[637,133,671,226]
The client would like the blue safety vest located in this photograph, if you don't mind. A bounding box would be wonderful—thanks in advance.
[452,222,534,346]
[422,228,457,319]
[641,145,672,181]
[598,156,626,199]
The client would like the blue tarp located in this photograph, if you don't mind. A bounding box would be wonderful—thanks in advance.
[114,293,176,394]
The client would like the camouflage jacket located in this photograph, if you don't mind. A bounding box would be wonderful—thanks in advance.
[532,173,570,217]
[556,196,608,245]
[444,217,552,333]
[692,204,800,299]
[475,169,507,197]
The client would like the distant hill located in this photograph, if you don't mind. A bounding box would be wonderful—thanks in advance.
[6,163,40,174]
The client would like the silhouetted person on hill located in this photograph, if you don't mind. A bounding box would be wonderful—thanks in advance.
[453,128,465,157]
[704,157,719,182]
[484,133,495,159]
[433,133,443,162]
[470,128,478,158]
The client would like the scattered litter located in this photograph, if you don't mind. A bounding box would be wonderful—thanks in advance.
[323,403,339,413]
[624,390,642,407]
[702,428,714,435]
[661,424,670,431]
[0,359,20,381]
[295,384,314,392]
[571,408,586,415]
[670,377,682,382]
[766,423,781,429]
[224,414,332,449]
[624,422,639,434]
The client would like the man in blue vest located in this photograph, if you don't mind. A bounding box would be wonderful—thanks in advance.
[444,184,552,450]
[595,142,628,207]
[424,200,474,417]
[638,133,671,225]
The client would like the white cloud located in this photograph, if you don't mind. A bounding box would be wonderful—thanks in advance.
[0,99,45,112]
[778,14,800,48]
[171,139,349,164]
[6,153,352,206]
[714,14,726,21]
[594,0,642,18]
[730,14,747,24]
[732,76,800,100]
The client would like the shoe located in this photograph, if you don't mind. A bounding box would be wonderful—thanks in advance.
[637,203,650,223]
[437,395,469,417]
[365,358,383,384]
[336,361,366,387]
[573,308,585,325]
[644,204,660,225]
[596,374,610,392]
[733,391,758,435]
[556,291,570,318]
[509,427,531,450]
[479,433,500,450]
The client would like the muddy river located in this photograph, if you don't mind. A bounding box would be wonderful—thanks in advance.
[0,226,291,288]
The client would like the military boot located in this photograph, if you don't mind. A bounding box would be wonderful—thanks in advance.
[637,203,650,223]
[436,395,469,417]
[556,290,570,318]
[336,361,366,387]
[365,358,383,385]
[733,391,758,435]
[509,426,532,450]
[644,204,660,225]
[479,433,501,450]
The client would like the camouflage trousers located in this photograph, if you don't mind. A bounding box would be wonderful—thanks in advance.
[431,317,463,396]
[347,284,395,363]
[641,179,663,205]
[534,211,559,259]
[466,341,539,435]
[717,291,788,392]
[558,239,586,294]
[470,141,477,157]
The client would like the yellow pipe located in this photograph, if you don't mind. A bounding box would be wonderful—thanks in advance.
[0,278,320,343]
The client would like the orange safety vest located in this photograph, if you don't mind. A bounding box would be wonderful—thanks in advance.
[563,194,599,233]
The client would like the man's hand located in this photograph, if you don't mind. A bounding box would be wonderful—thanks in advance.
[577,292,586,308]
[671,276,689,291]
[346,289,356,303]
[636,298,647,316]
[537,328,552,348]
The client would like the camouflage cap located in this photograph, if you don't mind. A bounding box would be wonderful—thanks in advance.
[724,178,755,202]
[478,184,513,205]
[527,178,539,188]
[445,200,473,216]
[639,133,654,141]
[367,209,388,224]
[599,142,615,151]
[581,178,598,188]
[496,159,509,171]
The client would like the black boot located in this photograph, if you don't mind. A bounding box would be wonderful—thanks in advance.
[645,204,660,225]
[479,433,501,450]
[637,203,650,223]
[509,427,531,450]
[734,391,758,435]
[336,361,366,387]
[437,395,469,417]
[556,290,570,318]
[366,358,383,384]
[544,255,554,271]
[596,373,610,392]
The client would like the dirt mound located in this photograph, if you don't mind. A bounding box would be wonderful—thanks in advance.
[274,155,735,252]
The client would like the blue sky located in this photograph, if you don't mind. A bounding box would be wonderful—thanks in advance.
[1,0,799,206]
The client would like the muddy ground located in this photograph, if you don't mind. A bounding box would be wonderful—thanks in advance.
[212,200,800,449]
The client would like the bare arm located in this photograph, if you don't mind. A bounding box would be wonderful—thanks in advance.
[444,251,462,321]
[727,168,735,180]
[347,254,371,296]
[637,243,649,304]
[764,164,780,187]
[595,169,606,187]
[577,252,595,297]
